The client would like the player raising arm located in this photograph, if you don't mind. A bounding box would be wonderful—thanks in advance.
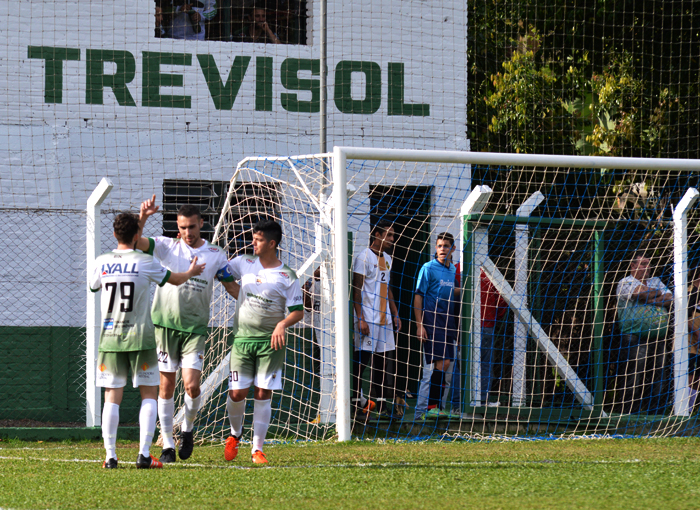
[90,213,204,469]
[223,219,303,464]
[136,195,239,463]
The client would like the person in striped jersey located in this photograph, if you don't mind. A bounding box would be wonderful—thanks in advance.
[351,220,402,419]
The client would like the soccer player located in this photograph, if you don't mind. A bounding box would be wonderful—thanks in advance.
[223,219,304,464]
[414,232,459,419]
[136,196,239,463]
[90,212,205,469]
[352,220,402,419]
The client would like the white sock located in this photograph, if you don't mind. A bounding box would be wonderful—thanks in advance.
[182,394,201,433]
[359,389,368,408]
[252,398,271,453]
[226,396,246,438]
[158,397,176,450]
[102,402,119,462]
[139,398,157,458]
[690,388,698,408]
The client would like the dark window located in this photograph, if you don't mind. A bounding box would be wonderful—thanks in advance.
[155,0,308,45]
[162,179,280,254]
[162,180,225,240]
[222,181,281,254]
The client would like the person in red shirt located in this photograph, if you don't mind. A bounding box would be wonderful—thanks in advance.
[479,269,508,405]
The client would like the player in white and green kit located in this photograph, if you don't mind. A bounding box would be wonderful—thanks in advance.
[223,219,304,464]
[136,197,239,463]
[90,213,204,469]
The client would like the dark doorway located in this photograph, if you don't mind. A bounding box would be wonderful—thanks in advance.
[369,185,432,398]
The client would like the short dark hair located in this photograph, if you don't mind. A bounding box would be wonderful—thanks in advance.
[253,219,282,247]
[631,250,650,264]
[436,232,454,247]
[371,220,393,242]
[113,213,140,244]
[177,204,202,219]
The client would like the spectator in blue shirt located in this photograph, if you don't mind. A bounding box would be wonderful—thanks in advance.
[414,232,459,419]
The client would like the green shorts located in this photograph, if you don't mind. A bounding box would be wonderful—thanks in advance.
[155,326,206,372]
[228,341,285,391]
[96,349,159,388]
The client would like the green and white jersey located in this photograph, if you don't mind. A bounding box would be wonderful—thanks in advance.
[228,254,304,343]
[147,237,233,335]
[89,249,171,352]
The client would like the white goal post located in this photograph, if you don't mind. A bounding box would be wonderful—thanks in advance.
[166,147,700,443]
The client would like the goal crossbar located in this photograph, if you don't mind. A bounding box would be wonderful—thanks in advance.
[168,147,700,443]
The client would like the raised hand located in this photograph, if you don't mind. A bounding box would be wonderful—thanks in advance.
[188,256,206,276]
[140,194,160,220]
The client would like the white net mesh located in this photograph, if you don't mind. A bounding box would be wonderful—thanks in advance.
[188,150,700,443]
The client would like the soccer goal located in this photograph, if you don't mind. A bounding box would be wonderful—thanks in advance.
[182,147,700,443]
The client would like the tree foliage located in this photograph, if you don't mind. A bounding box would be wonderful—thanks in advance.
[468,0,699,159]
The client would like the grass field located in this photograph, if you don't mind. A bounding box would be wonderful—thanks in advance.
[0,437,699,509]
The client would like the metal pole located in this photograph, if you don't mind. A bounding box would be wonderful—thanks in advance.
[319,0,327,154]
[86,177,113,427]
[334,147,700,171]
[333,147,351,441]
[460,186,493,407]
[592,231,605,409]
[673,187,699,416]
[513,192,544,407]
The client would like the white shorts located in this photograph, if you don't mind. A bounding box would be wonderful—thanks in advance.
[155,326,206,373]
[228,341,284,391]
[96,350,160,388]
[353,321,396,353]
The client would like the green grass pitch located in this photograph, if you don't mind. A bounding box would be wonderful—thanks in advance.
[1,437,699,509]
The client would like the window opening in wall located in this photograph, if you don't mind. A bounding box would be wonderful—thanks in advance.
[155,0,308,45]
[162,179,280,254]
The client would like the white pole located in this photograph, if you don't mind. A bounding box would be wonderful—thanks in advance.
[318,222,336,423]
[335,147,700,171]
[86,178,113,427]
[512,192,545,407]
[471,228,488,405]
[672,187,699,416]
[460,186,492,406]
[333,147,351,441]
[319,0,327,153]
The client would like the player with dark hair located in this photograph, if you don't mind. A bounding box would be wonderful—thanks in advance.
[351,220,402,419]
[414,232,459,419]
[136,196,239,463]
[253,218,283,246]
[223,219,303,464]
[90,212,204,469]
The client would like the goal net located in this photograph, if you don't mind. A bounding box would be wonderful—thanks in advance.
[184,147,700,444]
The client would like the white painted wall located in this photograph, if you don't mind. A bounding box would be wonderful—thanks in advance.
[0,0,468,326]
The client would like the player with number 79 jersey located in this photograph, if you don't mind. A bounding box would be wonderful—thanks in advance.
[89,212,204,470]
[91,250,171,353]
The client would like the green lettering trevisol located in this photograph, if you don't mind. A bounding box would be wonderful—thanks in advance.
[86,49,137,106]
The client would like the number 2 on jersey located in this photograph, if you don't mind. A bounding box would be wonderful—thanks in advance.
[104,282,135,313]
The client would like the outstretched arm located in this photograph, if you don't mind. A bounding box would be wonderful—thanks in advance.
[167,256,206,286]
[216,262,239,298]
[221,280,240,299]
[136,194,159,252]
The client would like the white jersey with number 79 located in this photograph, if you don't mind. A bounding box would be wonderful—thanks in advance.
[89,249,171,352]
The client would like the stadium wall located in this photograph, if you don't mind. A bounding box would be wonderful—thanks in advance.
[0,0,468,423]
